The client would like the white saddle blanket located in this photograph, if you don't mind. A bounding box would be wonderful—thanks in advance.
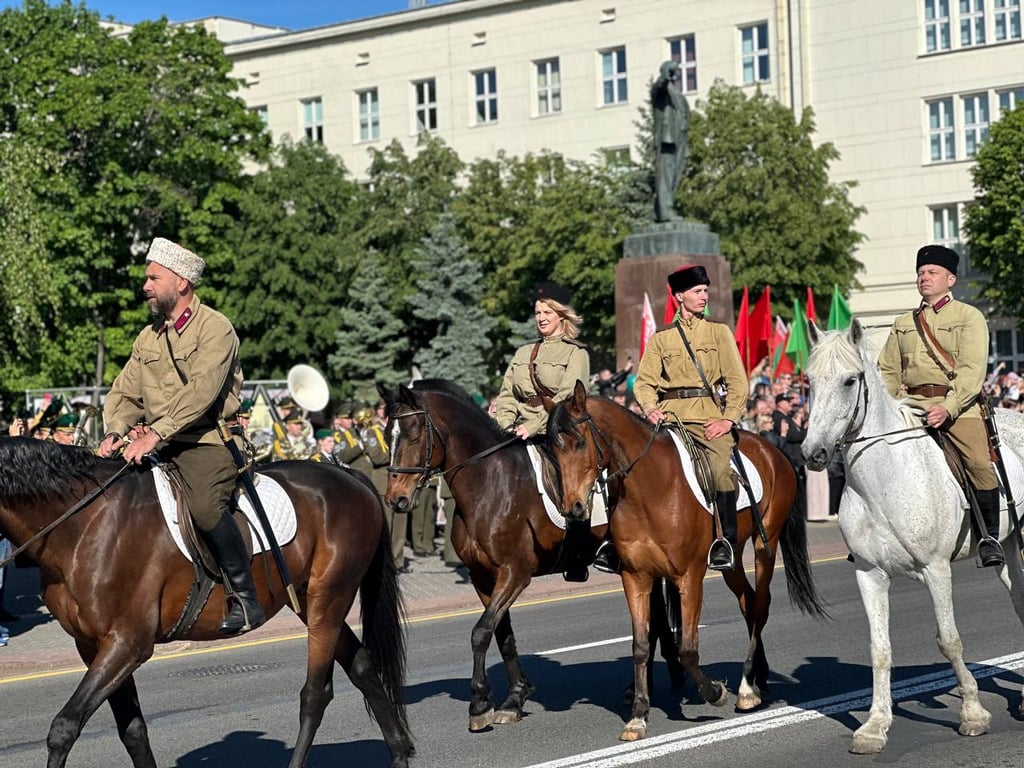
[665,430,764,514]
[526,445,609,530]
[153,467,298,561]
[895,403,1024,511]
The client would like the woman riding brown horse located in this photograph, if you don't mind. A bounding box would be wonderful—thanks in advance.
[380,379,684,732]
[0,436,412,768]
[547,381,827,741]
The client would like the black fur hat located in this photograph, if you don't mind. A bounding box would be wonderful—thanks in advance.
[916,244,959,275]
[667,264,711,294]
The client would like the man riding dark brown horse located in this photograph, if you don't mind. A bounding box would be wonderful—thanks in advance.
[98,237,263,635]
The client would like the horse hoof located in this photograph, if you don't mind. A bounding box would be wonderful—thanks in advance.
[492,709,522,725]
[958,721,990,737]
[736,692,761,711]
[469,709,495,732]
[619,718,647,741]
[710,683,730,708]
[849,733,886,754]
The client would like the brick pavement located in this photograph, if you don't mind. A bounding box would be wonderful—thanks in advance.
[0,519,848,679]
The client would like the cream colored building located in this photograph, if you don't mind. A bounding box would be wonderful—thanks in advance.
[186,1,1024,364]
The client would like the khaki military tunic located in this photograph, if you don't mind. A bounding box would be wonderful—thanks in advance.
[333,428,365,467]
[104,294,242,444]
[634,315,748,490]
[878,293,996,490]
[494,335,591,437]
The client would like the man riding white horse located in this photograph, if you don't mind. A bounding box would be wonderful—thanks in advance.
[877,244,1003,567]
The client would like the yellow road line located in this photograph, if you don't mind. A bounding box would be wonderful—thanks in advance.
[0,551,849,685]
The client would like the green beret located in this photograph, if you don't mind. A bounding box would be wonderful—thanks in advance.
[314,428,334,440]
[238,399,254,417]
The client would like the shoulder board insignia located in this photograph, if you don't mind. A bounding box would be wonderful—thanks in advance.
[562,338,587,349]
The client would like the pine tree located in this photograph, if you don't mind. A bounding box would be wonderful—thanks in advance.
[329,250,409,401]
[410,214,497,395]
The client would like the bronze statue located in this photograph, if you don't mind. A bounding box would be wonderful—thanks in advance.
[652,60,691,222]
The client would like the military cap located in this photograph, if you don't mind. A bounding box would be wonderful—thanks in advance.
[314,428,333,441]
[916,244,959,275]
[667,264,711,294]
[53,412,80,431]
[284,409,306,423]
[237,399,254,418]
[276,396,298,411]
[334,401,354,419]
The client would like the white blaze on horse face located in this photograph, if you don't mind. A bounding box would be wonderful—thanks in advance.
[390,419,401,450]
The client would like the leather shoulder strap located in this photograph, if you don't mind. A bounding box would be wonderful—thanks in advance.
[528,342,557,398]
[912,307,956,381]
[674,323,724,413]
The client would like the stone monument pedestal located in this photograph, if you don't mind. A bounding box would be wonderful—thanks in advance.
[615,221,733,369]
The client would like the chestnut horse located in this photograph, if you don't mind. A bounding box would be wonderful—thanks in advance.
[547,381,827,741]
[380,379,683,732]
[0,437,412,768]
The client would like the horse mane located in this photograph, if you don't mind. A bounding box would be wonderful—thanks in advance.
[0,437,104,502]
[410,379,509,443]
[806,329,864,376]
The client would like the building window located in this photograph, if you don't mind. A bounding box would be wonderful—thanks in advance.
[998,86,1024,113]
[959,0,986,45]
[924,0,952,51]
[414,79,437,133]
[535,58,562,116]
[474,68,498,124]
[931,205,960,246]
[668,35,698,93]
[600,47,628,105]
[357,88,380,142]
[963,93,990,157]
[740,22,770,85]
[302,97,323,143]
[601,146,632,171]
[994,0,1022,40]
[251,105,268,126]
[928,98,955,161]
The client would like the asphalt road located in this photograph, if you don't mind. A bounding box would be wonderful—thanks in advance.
[3,554,1024,768]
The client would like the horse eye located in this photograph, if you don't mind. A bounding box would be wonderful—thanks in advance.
[844,376,858,387]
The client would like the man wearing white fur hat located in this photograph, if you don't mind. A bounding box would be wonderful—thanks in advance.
[98,237,264,635]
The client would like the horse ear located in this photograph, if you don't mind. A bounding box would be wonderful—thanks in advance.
[571,379,588,411]
[849,317,863,345]
[808,320,822,346]
[376,381,390,401]
[397,384,417,406]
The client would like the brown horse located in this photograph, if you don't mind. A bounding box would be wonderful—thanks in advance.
[379,379,683,732]
[0,436,412,768]
[547,381,827,741]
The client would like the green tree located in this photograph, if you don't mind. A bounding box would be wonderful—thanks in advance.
[329,250,409,401]
[680,81,864,315]
[0,0,268,396]
[963,104,1024,324]
[218,138,365,379]
[409,214,496,394]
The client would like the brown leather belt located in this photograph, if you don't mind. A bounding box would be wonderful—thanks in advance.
[661,387,711,400]
[525,395,545,407]
[907,384,950,398]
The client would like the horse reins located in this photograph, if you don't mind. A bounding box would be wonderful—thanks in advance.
[567,411,662,493]
[0,461,134,570]
[830,370,929,454]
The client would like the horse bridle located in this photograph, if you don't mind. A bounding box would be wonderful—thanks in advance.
[828,370,929,457]
[386,405,521,494]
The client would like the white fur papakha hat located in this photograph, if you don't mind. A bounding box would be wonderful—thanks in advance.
[145,237,205,285]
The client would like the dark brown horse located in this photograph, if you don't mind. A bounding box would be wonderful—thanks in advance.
[380,379,683,732]
[547,381,827,740]
[0,436,412,768]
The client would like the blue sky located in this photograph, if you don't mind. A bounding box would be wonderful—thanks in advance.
[8,2,422,29]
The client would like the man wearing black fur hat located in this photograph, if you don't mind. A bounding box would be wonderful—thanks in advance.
[879,244,1002,566]
[601,264,747,573]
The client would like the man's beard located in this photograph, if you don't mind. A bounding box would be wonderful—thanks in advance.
[148,293,176,318]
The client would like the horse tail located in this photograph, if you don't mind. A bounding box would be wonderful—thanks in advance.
[778,480,831,619]
[359,521,410,732]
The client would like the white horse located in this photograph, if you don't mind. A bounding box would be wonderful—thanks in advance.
[802,319,1024,754]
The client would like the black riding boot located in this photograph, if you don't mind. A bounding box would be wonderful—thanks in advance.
[562,518,592,582]
[975,487,1005,567]
[593,536,621,574]
[708,490,738,572]
[201,512,266,635]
